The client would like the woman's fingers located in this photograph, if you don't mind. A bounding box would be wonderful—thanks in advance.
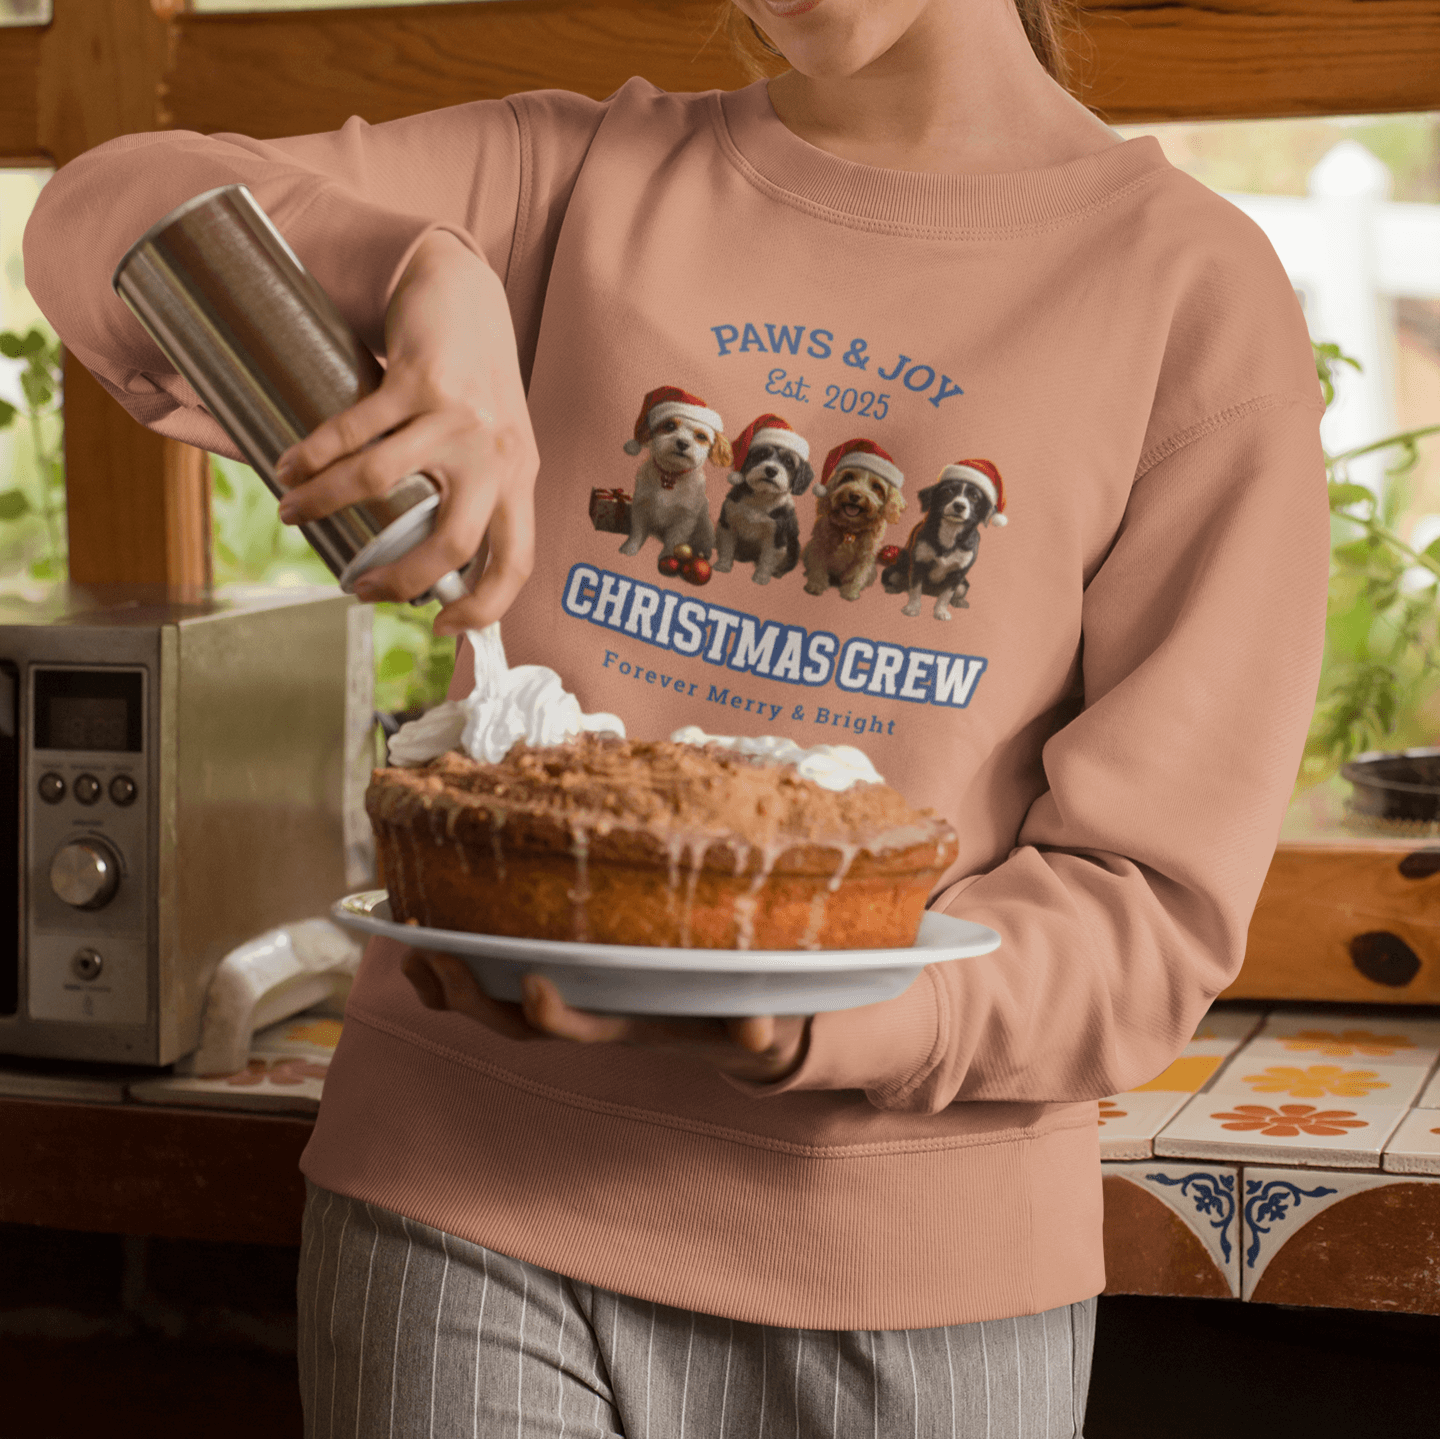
[274,383,409,492]
[520,975,630,1042]
[403,951,546,1042]
[433,480,536,633]
[276,408,458,526]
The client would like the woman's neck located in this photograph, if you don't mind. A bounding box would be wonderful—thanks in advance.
[763,0,1120,175]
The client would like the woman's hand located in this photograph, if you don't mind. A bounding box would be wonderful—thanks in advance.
[272,231,536,635]
[403,950,811,1083]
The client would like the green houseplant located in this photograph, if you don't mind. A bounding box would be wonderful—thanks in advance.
[0,324,66,582]
[1303,342,1440,786]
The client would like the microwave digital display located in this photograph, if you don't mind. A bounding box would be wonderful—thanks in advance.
[33,669,143,753]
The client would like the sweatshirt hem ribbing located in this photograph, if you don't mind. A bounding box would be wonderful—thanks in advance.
[343,1003,1083,1159]
[301,1010,1107,1330]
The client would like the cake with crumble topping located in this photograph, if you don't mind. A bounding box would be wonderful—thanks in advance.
[366,733,957,950]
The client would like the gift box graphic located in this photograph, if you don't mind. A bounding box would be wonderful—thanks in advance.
[589,487,632,534]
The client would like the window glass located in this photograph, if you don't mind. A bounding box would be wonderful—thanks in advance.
[0,1,50,25]
[0,168,63,591]
[1118,114,1440,833]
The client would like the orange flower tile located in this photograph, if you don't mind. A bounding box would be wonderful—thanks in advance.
[1239,1065,1390,1099]
[1210,1104,1368,1138]
[1130,1054,1224,1093]
[1098,1100,1128,1126]
[1279,1029,1417,1059]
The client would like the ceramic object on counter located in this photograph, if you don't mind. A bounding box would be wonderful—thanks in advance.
[1239,1165,1440,1314]
[182,918,361,1077]
[1101,1161,1240,1299]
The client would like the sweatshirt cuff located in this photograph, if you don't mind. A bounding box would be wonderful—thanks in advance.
[720,967,942,1100]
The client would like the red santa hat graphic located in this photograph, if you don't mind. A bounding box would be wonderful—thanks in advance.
[728,413,810,480]
[939,459,1007,526]
[816,438,903,499]
[622,386,725,455]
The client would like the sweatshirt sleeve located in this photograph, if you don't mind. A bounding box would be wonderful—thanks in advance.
[731,391,1330,1111]
[21,91,606,455]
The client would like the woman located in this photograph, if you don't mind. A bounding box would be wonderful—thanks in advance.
[25,1,1328,1432]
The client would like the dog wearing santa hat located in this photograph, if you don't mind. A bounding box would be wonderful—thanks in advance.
[882,459,1007,620]
[801,438,906,602]
[619,386,731,560]
[714,413,813,585]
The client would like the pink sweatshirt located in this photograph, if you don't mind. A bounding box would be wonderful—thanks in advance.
[26,79,1328,1329]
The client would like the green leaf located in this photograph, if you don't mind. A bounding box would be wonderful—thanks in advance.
[29,556,60,580]
[19,371,53,409]
[211,466,234,501]
[0,398,15,429]
[17,328,47,358]
[0,489,31,520]
[0,332,23,359]
[1328,482,1372,509]
[377,647,415,680]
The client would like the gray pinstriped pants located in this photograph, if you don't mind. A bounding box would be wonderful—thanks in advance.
[298,1181,1095,1438]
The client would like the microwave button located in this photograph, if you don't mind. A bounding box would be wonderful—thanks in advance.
[50,837,121,911]
[38,772,66,804]
[71,948,104,982]
[73,774,102,806]
[108,774,137,807]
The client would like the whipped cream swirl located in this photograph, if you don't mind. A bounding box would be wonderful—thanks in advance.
[387,623,625,766]
[668,726,884,792]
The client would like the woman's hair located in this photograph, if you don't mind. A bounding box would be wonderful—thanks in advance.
[718,1,1078,92]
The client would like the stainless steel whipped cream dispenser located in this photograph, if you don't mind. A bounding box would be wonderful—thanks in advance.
[113,184,467,605]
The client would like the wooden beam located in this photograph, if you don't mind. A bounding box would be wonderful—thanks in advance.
[162,0,750,140]
[61,356,212,590]
[0,21,40,161]
[155,0,1440,138]
[1072,0,1440,122]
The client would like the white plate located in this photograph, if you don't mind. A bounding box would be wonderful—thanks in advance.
[331,891,1000,1017]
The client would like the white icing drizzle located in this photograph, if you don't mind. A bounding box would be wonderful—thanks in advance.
[388,623,625,766]
[569,822,591,942]
[679,836,702,948]
[668,726,883,792]
[798,890,829,951]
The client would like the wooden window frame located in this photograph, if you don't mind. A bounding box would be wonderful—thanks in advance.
[1,0,1438,587]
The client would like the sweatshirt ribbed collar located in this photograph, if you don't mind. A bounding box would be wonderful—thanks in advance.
[714,80,1170,235]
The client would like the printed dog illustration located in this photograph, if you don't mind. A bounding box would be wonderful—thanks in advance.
[618,386,731,560]
[714,414,813,585]
[883,460,1008,619]
[801,439,906,602]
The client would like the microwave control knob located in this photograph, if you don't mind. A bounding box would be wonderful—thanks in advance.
[50,838,121,911]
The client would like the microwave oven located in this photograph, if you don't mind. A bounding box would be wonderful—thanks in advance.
[0,584,374,1065]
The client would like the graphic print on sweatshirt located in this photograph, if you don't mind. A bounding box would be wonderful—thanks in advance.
[563,319,1008,724]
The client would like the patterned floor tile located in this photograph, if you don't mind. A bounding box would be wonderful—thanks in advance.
[1128,1051,1228,1094]
[1416,1065,1440,1109]
[1154,1092,1409,1168]
[1102,1161,1240,1298]
[1381,1108,1440,1174]
[1232,1037,1434,1083]
[1097,1090,1193,1160]
[1253,1012,1440,1060]
[1191,1005,1267,1046]
[1240,1165,1440,1313]
[1206,1051,1429,1108]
